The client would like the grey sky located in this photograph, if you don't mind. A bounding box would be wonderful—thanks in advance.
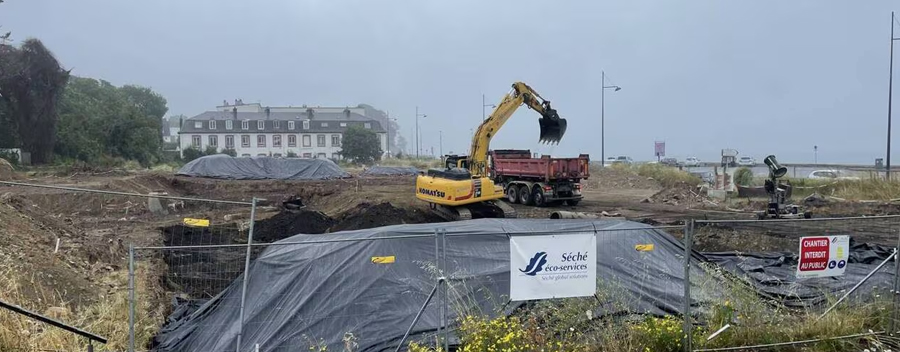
[2,0,898,164]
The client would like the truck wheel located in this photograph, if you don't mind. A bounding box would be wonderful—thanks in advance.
[565,199,580,206]
[519,185,534,206]
[507,186,519,204]
[532,188,547,207]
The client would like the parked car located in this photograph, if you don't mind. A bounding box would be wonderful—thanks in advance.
[737,156,755,166]
[614,156,633,165]
[808,170,860,180]
[660,157,679,166]
[683,157,701,167]
[603,157,617,167]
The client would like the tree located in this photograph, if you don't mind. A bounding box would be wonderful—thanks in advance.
[0,39,70,164]
[340,125,382,164]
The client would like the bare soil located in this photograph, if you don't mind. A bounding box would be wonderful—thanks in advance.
[1,167,899,320]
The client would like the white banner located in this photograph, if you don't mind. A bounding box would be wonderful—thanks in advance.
[510,233,597,301]
[796,235,850,279]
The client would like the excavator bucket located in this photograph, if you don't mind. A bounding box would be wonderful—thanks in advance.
[538,115,567,144]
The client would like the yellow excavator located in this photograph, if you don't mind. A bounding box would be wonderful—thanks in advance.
[415,82,568,220]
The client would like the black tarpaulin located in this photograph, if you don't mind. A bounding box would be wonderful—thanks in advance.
[151,219,707,352]
[176,155,350,180]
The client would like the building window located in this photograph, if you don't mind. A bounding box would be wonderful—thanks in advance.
[288,135,297,147]
[317,135,326,147]
[257,120,265,130]
[208,135,218,147]
[257,135,266,147]
[209,120,217,129]
[302,135,311,147]
[242,120,249,130]
[317,153,327,159]
[303,120,310,130]
[273,135,282,147]
[321,122,329,127]
[241,135,250,147]
[225,135,235,149]
[191,135,201,148]
[226,120,233,130]
[303,153,312,158]
[331,134,341,147]
[332,153,339,160]
[194,121,202,128]
[340,122,347,127]
[274,120,281,129]
[364,122,371,129]
[288,121,295,130]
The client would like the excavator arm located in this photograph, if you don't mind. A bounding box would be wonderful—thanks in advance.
[466,82,567,177]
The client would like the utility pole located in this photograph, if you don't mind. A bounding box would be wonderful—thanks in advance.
[415,106,419,159]
[439,131,443,157]
[889,12,899,180]
[386,111,391,158]
[601,71,622,167]
[814,145,818,165]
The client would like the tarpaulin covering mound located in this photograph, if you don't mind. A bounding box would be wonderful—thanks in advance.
[152,219,709,352]
[176,155,350,180]
[360,166,420,176]
[704,240,894,308]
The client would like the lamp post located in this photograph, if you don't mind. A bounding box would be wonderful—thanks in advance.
[415,107,427,159]
[601,70,622,167]
[814,145,818,165]
[482,94,497,121]
[888,12,900,180]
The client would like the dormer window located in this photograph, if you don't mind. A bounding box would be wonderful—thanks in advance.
[194,121,202,128]
[274,120,281,129]
[288,121,295,130]
[209,120,216,129]
[364,123,372,129]
[303,120,310,130]
[257,120,265,130]
[242,120,249,130]
[225,120,233,130]
[321,122,328,127]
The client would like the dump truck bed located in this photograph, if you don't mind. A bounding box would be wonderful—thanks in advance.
[490,149,590,182]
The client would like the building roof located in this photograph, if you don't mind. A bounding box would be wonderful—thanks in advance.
[180,111,385,134]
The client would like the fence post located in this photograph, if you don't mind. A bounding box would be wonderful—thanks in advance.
[434,228,441,348]
[128,244,135,352]
[893,228,900,334]
[440,228,449,352]
[683,220,694,352]
[236,197,258,352]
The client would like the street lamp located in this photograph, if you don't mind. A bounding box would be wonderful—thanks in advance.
[601,70,622,166]
[415,106,427,159]
[887,12,900,180]
[482,94,497,121]
[814,145,818,165]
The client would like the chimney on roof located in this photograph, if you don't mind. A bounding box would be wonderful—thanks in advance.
[343,108,351,119]
[265,107,271,119]
[306,108,314,120]
[232,107,238,120]
[223,99,228,106]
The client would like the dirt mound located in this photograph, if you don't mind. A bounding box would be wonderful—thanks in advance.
[0,159,15,181]
[591,167,659,190]
[252,210,335,241]
[330,202,443,232]
[649,185,713,207]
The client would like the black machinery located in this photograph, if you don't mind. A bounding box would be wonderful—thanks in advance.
[757,155,811,220]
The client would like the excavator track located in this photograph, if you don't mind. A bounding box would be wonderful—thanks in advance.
[428,201,516,221]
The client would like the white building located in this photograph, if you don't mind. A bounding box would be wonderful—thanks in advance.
[179,102,386,159]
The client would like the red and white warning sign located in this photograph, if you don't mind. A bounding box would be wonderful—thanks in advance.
[796,236,849,279]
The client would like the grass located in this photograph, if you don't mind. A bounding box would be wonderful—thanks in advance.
[742,176,900,201]
[375,157,442,170]
[0,266,163,352]
[608,163,702,188]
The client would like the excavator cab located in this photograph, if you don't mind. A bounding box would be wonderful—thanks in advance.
[537,101,567,144]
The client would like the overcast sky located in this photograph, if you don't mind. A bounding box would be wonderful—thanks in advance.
[2,0,899,164]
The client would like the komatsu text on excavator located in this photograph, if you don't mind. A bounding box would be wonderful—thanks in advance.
[415,82,568,221]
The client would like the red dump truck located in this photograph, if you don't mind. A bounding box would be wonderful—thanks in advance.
[489,149,590,207]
